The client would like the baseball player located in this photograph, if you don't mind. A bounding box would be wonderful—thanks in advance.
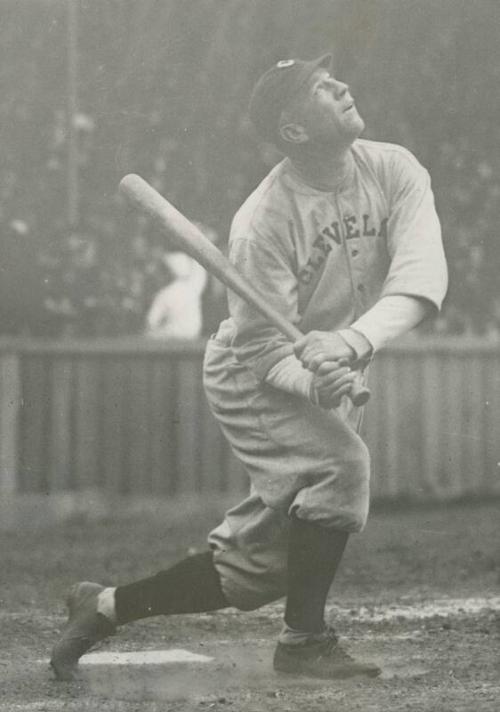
[50,53,448,681]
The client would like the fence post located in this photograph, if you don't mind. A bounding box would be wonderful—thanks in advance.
[0,349,21,495]
[67,0,79,227]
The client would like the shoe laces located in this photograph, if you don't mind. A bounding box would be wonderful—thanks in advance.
[321,626,339,651]
[321,627,354,661]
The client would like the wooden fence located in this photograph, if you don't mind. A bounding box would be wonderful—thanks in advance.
[0,336,499,504]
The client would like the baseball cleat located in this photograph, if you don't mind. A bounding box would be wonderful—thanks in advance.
[50,581,116,681]
[273,628,381,679]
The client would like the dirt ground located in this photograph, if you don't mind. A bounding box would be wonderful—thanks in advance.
[1,497,499,712]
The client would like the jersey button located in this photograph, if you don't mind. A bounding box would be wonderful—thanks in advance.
[357,284,365,292]
[351,249,359,257]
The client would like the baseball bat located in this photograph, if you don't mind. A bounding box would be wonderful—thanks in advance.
[119,174,370,406]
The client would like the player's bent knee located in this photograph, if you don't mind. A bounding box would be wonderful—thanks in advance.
[341,441,370,531]
[216,575,286,612]
[211,548,288,612]
[291,436,371,532]
[342,498,370,532]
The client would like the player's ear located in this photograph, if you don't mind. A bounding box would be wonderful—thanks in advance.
[278,121,309,145]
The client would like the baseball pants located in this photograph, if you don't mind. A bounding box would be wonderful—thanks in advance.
[203,333,370,611]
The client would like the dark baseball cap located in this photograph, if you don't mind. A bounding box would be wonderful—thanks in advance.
[248,53,333,142]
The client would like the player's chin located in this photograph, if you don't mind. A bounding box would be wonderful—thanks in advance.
[345,112,365,138]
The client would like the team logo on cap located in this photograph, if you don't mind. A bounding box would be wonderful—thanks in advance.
[276,59,295,68]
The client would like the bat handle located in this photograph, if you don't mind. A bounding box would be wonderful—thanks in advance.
[337,358,371,406]
[349,381,371,407]
[284,325,371,407]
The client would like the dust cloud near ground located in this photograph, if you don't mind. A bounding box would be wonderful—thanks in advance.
[2,499,499,711]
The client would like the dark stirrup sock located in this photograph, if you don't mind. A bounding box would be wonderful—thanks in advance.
[284,516,349,633]
[114,550,229,625]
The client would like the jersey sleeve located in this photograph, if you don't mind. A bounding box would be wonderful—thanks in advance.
[348,294,429,353]
[227,230,299,379]
[380,151,448,309]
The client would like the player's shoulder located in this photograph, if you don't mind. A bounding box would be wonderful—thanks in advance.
[354,138,427,173]
[353,139,430,192]
[231,160,291,240]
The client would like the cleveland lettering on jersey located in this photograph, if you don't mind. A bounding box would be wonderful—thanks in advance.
[298,213,389,284]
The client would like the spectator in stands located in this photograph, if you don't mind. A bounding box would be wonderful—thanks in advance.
[145,250,207,340]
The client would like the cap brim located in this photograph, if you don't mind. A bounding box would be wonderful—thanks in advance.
[293,53,333,98]
[316,53,333,70]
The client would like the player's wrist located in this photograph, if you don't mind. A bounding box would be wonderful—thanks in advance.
[337,329,373,363]
[266,355,318,402]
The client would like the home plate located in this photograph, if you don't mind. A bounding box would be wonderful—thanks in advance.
[78,649,214,666]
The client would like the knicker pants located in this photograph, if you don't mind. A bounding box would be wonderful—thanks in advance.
[203,335,371,611]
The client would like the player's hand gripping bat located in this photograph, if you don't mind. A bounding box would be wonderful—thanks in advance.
[119,174,371,406]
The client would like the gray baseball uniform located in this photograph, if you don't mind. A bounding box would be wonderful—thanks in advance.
[204,138,448,610]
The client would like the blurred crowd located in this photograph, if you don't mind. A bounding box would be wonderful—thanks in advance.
[0,1,499,342]
[1,107,499,341]
[0,212,227,340]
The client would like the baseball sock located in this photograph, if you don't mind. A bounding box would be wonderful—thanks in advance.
[284,515,348,635]
[112,550,229,625]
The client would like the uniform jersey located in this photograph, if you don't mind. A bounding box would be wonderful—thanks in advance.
[216,138,448,380]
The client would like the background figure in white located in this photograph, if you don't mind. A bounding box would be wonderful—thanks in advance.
[146,251,207,339]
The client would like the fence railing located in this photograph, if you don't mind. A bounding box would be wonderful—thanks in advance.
[0,336,499,503]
